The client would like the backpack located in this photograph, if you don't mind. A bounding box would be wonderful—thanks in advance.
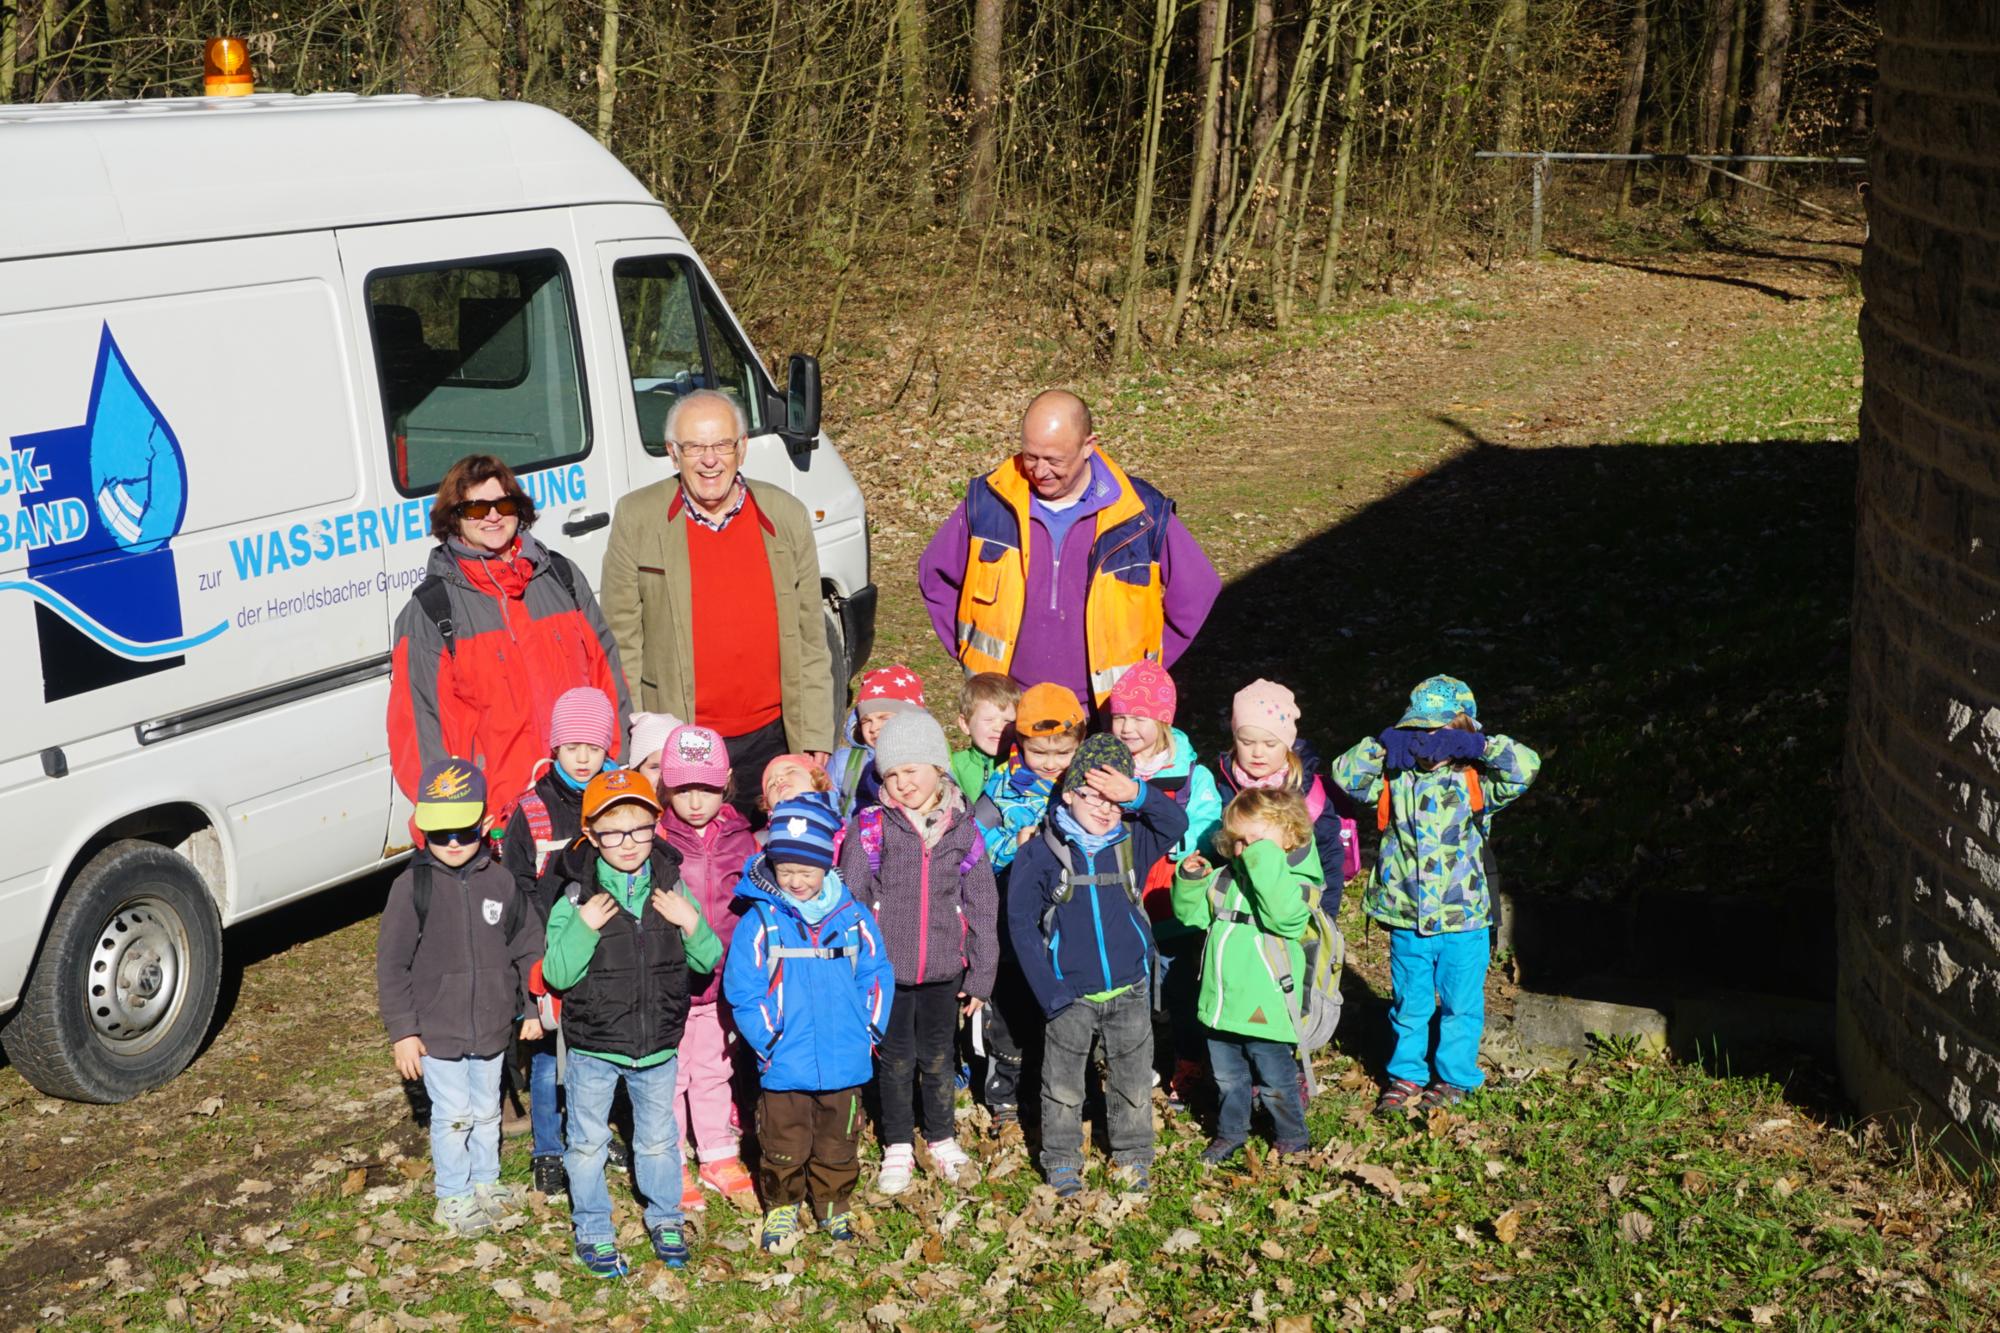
[412,548,581,658]
[1302,773,1363,884]
[1376,766,1484,831]
[836,745,870,811]
[1037,824,1141,942]
[1204,846,1345,1063]
[513,786,568,877]
[747,899,866,1041]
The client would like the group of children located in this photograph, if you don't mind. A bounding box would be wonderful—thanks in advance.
[377,659,1540,1276]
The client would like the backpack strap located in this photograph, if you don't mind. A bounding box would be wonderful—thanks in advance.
[1303,774,1328,823]
[541,549,581,608]
[957,833,986,878]
[971,794,1004,831]
[839,747,869,806]
[411,860,434,938]
[412,578,457,658]
[856,805,885,875]
[1378,766,1485,831]
[516,791,565,876]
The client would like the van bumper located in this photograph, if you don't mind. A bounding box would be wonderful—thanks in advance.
[839,583,878,678]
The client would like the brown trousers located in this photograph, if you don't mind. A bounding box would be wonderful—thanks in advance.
[757,1086,863,1217]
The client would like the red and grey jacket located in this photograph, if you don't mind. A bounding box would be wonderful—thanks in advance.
[388,534,631,828]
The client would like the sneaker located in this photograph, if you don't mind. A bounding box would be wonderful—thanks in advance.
[531,1153,566,1196]
[1418,1081,1474,1113]
[649,1224,690,1268]
[877,1144,915,1195]
[1045,1164,1083,1199]
[1298,1071,1313,1108]
[471,1182,518,1223]
[1199,1137,1246,1166]
[820,1210,857,1242]
[955,1061,973,1091]
[988,1105,1020,1140]
[699,1156,758,1205]
[1113,1161,1151,1193]
[1374,1077,1424,1118]
[759,1205,801,1252]
[1166,1059,1204,1109]
[680,1165,706,1212]
[433,1195,492,1237]
[926,1137,972,1186]
[607,1139,632,1174]
[574,1241,630,1279]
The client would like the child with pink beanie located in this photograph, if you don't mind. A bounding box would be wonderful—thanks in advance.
[1105,662,1221,1108]
[655,724,761,1211]
[627,711,685,792]
[1211,679,1359,919]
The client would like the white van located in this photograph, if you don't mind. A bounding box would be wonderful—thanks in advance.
[0,93,877,1102]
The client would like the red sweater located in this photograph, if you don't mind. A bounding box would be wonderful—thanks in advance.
[683,489,784,737]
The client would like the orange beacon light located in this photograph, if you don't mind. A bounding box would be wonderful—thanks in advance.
[203,37,255,97]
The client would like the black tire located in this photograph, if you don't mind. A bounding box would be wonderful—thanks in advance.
[1,840,223,1103]
[825,602,851,710]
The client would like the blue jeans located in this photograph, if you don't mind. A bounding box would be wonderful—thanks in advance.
[421,1053,503,1199]
[564,1052,683,1244]
[1386,927,1489,1090]
[1207,1032,1308,1151]
[528,1042,563,1157]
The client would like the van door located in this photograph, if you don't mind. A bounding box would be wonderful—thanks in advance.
[593,243,795,499]
[336,217,617,593]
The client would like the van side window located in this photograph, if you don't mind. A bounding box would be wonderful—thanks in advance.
[367,252,590,494]
[611,256,762,456]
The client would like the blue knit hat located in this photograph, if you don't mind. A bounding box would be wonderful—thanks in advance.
[1397,674,1479,730]
[767,795,842,869]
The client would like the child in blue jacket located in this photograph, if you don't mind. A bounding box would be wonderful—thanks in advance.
[1006,734,1188,1197]
[724,797,894,1252]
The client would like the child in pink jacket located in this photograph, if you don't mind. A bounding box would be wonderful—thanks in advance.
[656,724,761,1210]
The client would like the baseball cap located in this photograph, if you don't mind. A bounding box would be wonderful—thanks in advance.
[414,758,486,832]
[581,768,663,823]
[1017,682,1087,737]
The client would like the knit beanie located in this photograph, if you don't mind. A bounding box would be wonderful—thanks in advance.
[549,686,617,752]
[1397,674,1480,730]
[1063,732,1136,795]
[873,711,951,775]
[766,796,842,870]
[627,711,684,769]
[1231,679,1300,749]
[854,664,927,718]
[1107,661,1176,725]
[659,724,730,789]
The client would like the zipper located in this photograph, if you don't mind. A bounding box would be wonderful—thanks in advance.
[916,837,933,982]
[461,863,478,1037]
[634,873,654,1061]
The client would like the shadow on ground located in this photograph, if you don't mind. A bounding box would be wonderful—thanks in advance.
[1174,432,1856,1011]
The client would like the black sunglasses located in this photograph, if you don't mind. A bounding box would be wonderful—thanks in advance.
[429,824,484,847]
[456,497,521,521]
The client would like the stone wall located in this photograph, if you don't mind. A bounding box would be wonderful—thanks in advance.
[1839,2,2000,1157]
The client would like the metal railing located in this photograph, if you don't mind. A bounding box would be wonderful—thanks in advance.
[1474,151,1868,251]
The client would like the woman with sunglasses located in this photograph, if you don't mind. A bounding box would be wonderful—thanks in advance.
[388,454,631,834]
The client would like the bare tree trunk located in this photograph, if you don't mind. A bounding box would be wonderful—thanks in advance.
[1696,0,1733,153]
[1717,0,1749,182]
[1494,0,1527,153]
[396,0,437,94]
[1316,0,1370,313]
[595,0,619,144]
[1606,0,1647,205]
[1212,27,1237,250]
[1277,12,1339,329]
[963,0,1004,223]
[451,0,503,97]
[1739,0,1792,193]
[1168,0,1229,345]
[1247,0,1278,243]
[1,0,19,103]
[1112,0,1175,366]
[520,0,563,103]
[897,0,930,198]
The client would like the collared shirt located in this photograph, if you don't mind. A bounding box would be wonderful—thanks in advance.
[680,476,748,533]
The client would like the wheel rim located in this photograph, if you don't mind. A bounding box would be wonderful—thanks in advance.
[83,894,191,1056]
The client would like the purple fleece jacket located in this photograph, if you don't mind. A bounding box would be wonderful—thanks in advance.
[837,800,1000,999]
[917,451,1222,701]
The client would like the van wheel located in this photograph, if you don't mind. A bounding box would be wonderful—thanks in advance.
[1,840,223,1103]
[825,603,851,709]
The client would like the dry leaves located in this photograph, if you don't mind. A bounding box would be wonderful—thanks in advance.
[1616,1211,1656,1245]
[1348,1161,1405,1204]
[1491,1209,1522,1244]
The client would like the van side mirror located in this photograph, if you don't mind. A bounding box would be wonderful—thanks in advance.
[783,353,821,449]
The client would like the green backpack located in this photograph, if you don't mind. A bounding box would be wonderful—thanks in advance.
[1205,843,1345,1075]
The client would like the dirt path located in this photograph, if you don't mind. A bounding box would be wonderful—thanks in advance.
[0,226,1861,1325]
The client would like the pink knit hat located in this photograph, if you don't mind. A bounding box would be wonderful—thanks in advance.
[1231,678,1300,748]
[1107,661,1176,725]
[627,711,684,770]
[659,724,731,789]
[549,687,617,752]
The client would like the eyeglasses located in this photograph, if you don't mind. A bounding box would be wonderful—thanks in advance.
[594,825,657,848]
[669,439,742,460]
[429,825,483,847]
[1070,788,1118,809]
[456,497,521,521]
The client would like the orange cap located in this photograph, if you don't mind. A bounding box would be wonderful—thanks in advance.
[582,768,662,823]
[1017,682,1086,736]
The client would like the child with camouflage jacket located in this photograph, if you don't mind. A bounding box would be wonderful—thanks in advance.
[1330,675,1540,1117]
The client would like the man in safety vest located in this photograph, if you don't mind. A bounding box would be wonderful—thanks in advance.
[917,390,1220,706]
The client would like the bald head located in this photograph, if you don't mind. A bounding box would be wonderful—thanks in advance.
[1018,390,1098,502]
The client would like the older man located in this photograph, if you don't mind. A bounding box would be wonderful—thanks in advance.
[601,390,835,815]
[918,389,1220,705]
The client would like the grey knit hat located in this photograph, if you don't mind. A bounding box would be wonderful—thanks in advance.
[873,710,951,775]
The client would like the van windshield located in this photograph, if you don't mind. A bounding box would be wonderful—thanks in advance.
[610,256,761,455]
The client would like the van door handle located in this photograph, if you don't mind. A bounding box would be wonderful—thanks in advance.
[563,511,610,537]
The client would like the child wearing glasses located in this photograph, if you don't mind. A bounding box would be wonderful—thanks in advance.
[539,769,721,1279]
[376,758,545,1239]
[653,725,761,1212]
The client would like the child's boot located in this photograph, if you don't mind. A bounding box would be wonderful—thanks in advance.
[472,1182,518,1223]
[649,1224,690,1269]
[819,1209,857,1242]
[699,1155,759,1208]
[877,1143,915,1195]
[574,1241,630,1279]
[926,1137,973,1187]
[679,1164,706,1212]
[433,1195,492,1237]
[531,1153,566,1197]
[1374,1077,1423,1118]
[759,1204,802,1253]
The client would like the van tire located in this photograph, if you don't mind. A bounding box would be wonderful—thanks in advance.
[824,603,850,709]
[2,841,223,1103]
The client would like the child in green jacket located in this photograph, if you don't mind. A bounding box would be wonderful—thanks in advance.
[951,671,1020,802]
[1173,787,1323,1165]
